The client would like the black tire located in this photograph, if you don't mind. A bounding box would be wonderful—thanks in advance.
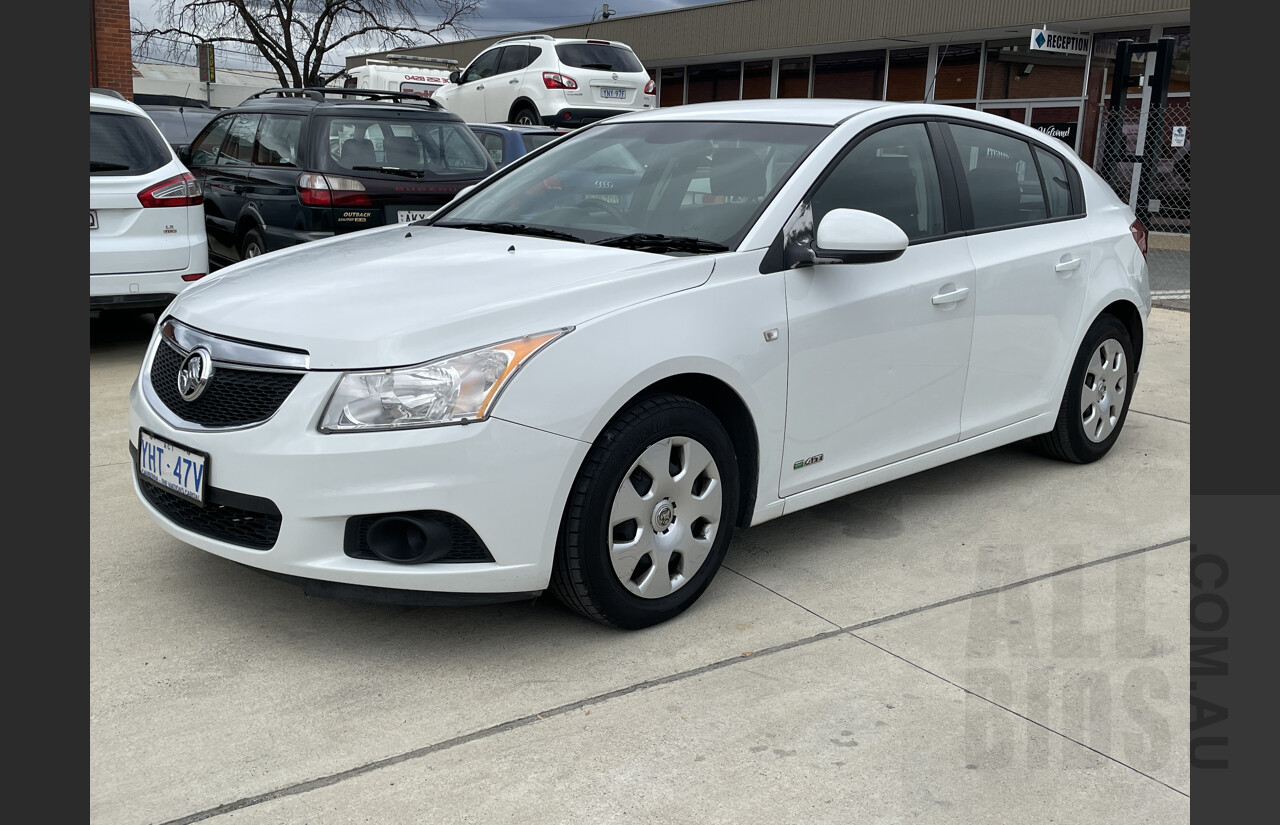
[1032,314,1135,464]
[551,395,740,629]
[240,228,267,260]
[511,106,541,127]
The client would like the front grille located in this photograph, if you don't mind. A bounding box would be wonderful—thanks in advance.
[150,340,303,428]
[345,511,495,563]
[137,471,282,550]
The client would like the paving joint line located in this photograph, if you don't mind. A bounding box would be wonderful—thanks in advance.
[158,536,1189,824]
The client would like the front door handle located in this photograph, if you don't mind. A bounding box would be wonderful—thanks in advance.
[1055,257,1083,273]
[509,78,520,84]
[932,286,970,306]
[475,84,485,91]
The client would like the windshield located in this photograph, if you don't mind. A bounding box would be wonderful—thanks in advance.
[432,120,830,250]
[90,111,171,175]
[321,116,492,179]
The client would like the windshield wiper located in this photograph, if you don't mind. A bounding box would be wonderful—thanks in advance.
[592,233,730,254]
[349,165,425,178]
[438,221,586,244]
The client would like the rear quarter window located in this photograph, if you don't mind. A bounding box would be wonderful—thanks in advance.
[90,112,170,176]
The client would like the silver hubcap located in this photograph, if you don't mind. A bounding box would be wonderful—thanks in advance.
[1079,337,1127,443]
[609,436,723,599]
[245,244,261,258]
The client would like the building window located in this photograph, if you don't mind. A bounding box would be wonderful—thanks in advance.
[886,47,928,101]
[813,50,885,99]
[984,39,1086,102]
[660,67,685,107]
[777,57,811,98]
[930,43,981,100]
[688,62,742,103]
[742,60,772,99]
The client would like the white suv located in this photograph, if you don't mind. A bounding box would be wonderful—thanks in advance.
[90,90,209,317]
[432,35,655,128]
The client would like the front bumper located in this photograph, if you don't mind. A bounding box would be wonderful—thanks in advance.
[129,344,590,597]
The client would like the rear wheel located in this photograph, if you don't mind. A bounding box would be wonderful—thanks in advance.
[240,228,267,260]
[1032,314,1135,463]
[511,106,541,126]
[551,395,739,629]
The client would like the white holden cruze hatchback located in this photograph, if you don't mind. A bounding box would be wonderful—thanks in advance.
[91,91,209,317]
[130,100,1151,629]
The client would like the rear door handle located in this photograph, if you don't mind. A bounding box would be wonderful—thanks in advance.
[509,78,520,84]
[931,287,970,306]
[1055,257,1083,273]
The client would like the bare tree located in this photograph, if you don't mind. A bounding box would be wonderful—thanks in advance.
[133,0,483,88]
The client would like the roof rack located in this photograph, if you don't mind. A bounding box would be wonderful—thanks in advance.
[247,87,444,108]
[381,53,460,66]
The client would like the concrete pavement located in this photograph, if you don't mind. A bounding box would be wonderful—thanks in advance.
[90,307,1191,825]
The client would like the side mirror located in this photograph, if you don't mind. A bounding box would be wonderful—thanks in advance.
[449,70,461,84]
[176,145,192,164]
[812,208,909,264]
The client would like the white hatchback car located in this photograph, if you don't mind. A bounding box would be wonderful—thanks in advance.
[432,35,655,128]
[91,91,209,317]
[129,100,1150,629]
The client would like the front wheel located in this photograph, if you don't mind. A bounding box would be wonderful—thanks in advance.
[551,395,740,629]
[1032,314,1135,463]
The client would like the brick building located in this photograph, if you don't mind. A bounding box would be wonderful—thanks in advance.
[90,0,135,99]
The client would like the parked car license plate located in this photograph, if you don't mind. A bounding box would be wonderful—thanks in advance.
[137,428,208,506]
[600,88,627,100]
[397,209,435,223]
[90,210,98,230]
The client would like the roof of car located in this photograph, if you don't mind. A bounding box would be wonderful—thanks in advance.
[90,90,150,116]
[466,122,562,134]
[598,99,1063,136]
[231,87,462,117]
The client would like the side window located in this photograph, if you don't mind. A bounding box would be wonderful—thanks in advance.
[497,45,529,75]
[945,123,1048,230]
[479,132,505,165]
[461,49,501,83]
[1033,146,1080,218]
[218,114,261,166]
[189,116,232,166]
[254,114,303,167]
[437,127,491,172]
[810,122,946,241]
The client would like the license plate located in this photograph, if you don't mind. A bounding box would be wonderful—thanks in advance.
[90,210,98,230]
[397,209,435,223]
[600,88,627,100]
[137,429,208,506]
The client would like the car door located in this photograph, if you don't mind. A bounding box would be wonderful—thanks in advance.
[939,121,1091,439]
[781,120,976,496]
[245,113,306,252]
[484,45,533,123]
[185,114,240,262]
[440,48,501,122]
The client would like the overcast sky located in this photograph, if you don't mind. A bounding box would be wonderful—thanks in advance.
[131,0,720,72]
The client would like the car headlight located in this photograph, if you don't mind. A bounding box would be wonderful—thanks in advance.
[319,329,569,433]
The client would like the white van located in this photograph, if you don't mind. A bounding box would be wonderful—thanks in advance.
[329,54,460,99]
